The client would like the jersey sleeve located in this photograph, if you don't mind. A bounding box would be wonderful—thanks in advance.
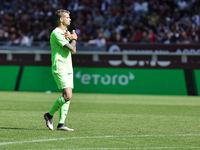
[53,30,69,47]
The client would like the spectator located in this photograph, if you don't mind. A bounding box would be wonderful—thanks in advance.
[156,31,164,43]
[0,32,6,44]
[101,0,109,12]
[141,0,149,14]
[191,28,199,43]
[148,29,156,43]
[16,14,30,35]
[116,20,125,34]
[19,31,31,47]
[133,0,143,21]
[104,24,112,40]
[132,29,142,42]
[149,11,160,27]
[176,31,191,44]
[113,33,123,42]
[141,31,150,43]
[192,12,200,27]
[177,0,188,10]
[86,33,106,47]
[7,33,20,45]
[162,32,171,44]
[93,10,105,27]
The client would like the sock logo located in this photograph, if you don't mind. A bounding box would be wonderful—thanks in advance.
[75,71,134,86]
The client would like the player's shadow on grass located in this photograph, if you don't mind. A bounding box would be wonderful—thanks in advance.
[0,127,46,130]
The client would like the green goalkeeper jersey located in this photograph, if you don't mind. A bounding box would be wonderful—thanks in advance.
[50,27,73,74]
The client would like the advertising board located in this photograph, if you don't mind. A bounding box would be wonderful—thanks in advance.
[73,67,187,95]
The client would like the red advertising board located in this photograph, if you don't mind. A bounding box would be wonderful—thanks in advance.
[106,43,200,53]
[0,44,200,69]
[73,43,200,69]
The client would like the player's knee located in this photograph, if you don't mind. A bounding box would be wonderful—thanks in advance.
[62,88,73,102]
[63,93,72,102]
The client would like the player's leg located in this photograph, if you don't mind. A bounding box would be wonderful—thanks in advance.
[44,96,66,130]
[58,101,70,124]
[57,73,74,131]
[57,87,74,131]
[44,73,66,130]
[58,87,72,124]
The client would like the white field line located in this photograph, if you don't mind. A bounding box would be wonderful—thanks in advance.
[0,134,200,147]
[64,147,200,150]
[20,147,200,150]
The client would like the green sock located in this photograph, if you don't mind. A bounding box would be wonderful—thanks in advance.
[58,101,70,124]
[49,96,65,116]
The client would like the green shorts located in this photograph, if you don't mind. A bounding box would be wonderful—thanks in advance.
[52,73,74,89]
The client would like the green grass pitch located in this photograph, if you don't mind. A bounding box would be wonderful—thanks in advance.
[0,91,200,150]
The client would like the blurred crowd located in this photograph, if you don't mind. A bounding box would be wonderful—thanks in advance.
[0,0,200,47]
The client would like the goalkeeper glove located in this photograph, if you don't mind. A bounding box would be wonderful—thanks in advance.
[64,30,72,41]
[71,30,78,40]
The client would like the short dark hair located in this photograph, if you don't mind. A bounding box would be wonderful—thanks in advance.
[55,9,70,25]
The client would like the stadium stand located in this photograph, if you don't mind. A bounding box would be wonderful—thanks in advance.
[0,0,200,47]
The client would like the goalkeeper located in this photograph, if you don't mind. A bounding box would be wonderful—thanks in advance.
[44,9,77,131]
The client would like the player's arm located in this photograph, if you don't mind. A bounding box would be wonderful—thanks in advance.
[63,40,76,54]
